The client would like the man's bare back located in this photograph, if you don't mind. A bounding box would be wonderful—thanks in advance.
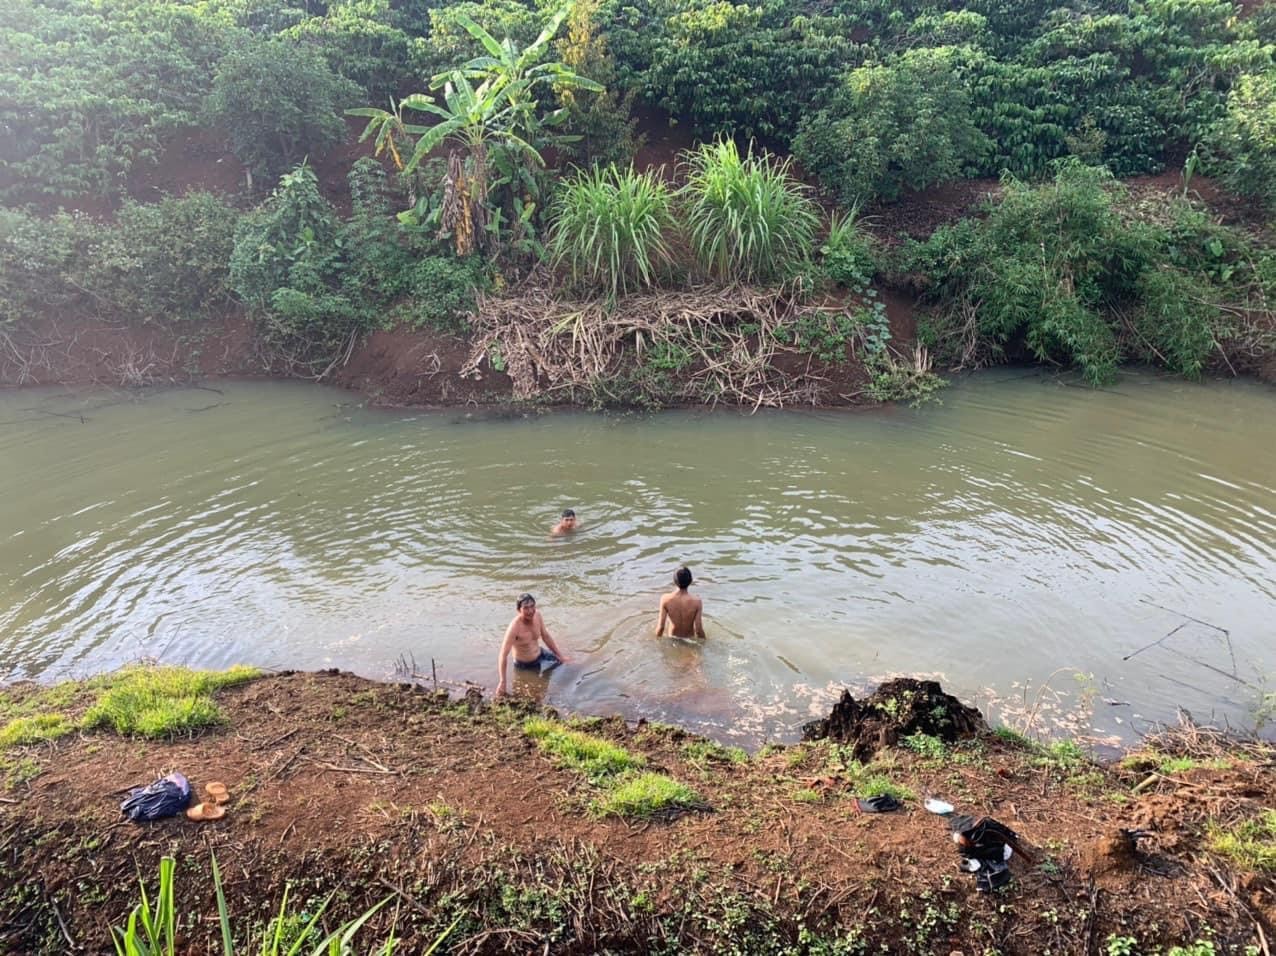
[656,566,705,639]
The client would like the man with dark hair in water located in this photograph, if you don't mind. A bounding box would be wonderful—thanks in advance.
[496,593,571,696]
[656,566,706,639]
[551,508,579,536]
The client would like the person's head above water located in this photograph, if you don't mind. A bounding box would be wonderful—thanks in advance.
[674,566,693,590]
[552,508,578,534]
[516,593,536,619]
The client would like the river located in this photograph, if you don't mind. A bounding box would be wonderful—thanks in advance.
[2,370,1273,748]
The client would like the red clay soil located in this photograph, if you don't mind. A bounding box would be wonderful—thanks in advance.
[1,671,1271,954]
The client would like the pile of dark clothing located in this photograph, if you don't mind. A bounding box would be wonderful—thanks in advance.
[948,814,1025,892]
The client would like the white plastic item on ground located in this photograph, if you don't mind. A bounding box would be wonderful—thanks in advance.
[924,797,955,815]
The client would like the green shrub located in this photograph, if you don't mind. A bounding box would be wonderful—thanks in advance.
[616,0,850,141]
[400,256,488,330]
[549,164,676,297]
[1210,68,1276,211]
[905,161,1243,384]
[1,195,238,327]
[92,193,241,322]
[0,209,103,326]
[793,48,991,205]
[680,139,818,283]
[281,3,415,101]
[820,211,877,290]
[0,0,237,200]
[229,164,363,360]
[554,0,641,168]
[205,37,360,183]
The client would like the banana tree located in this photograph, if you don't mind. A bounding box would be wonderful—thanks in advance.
[350,0,601,257]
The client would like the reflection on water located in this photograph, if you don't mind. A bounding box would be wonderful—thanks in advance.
[1,370,1274,746]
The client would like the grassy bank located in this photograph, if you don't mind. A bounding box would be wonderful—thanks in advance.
[1,667,1272,954]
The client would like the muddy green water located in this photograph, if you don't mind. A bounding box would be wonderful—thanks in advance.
[1,371,1273,746]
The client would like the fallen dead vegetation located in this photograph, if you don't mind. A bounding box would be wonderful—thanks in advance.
[462,281,863,409]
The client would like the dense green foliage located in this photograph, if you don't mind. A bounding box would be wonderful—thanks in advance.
[0,194,240,327]
[904,162,1275,383]
[205,38,361,182]
[1211,67,1276,210]
[793,47,990,204]
[2,0,1274,390]
[229,160,484,363]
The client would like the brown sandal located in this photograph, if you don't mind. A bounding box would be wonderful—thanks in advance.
[204,781,230,805]
[185,802,226,822]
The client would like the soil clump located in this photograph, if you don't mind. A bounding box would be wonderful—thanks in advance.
[801,677,988,760]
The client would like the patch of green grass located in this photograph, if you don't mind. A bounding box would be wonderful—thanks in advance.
[2,755,42,789]
[1032,739,1088,772]
[1156,756,1232,775]
[1066,769,1109,796]
[0,713,74,748]
[901,732,947,760]
[791,788,822,804]
[591,772,702,819]
[681,740,749,767]
[81,664,260,738]
[0,681,84,722]
[523,717,645,783]
[1207,809,1276,872]
[992,725,1037,749]
[848,771,916,802]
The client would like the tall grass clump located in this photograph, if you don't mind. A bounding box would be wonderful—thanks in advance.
[83,664,260,738]
[548,164,675,298]
[680,139,819,283]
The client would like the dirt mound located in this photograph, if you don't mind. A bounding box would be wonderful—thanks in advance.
[802,678,987,760]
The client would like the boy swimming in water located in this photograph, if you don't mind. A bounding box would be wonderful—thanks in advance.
[550,509,579,535]
[496,593,571,696]
[656,566,706,639]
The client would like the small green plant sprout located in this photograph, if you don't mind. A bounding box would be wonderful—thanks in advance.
[1105,933,1137,956]
[112,856,176,956]
[902,732,947,760]
[591,772,702,818]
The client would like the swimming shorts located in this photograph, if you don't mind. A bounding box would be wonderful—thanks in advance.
[513,649,560,671]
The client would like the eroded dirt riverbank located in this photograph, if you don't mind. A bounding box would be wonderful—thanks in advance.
[1,669,1272,954]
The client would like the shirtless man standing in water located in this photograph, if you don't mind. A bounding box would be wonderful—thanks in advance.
[496,594,571,696]
[656,566,706,638]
